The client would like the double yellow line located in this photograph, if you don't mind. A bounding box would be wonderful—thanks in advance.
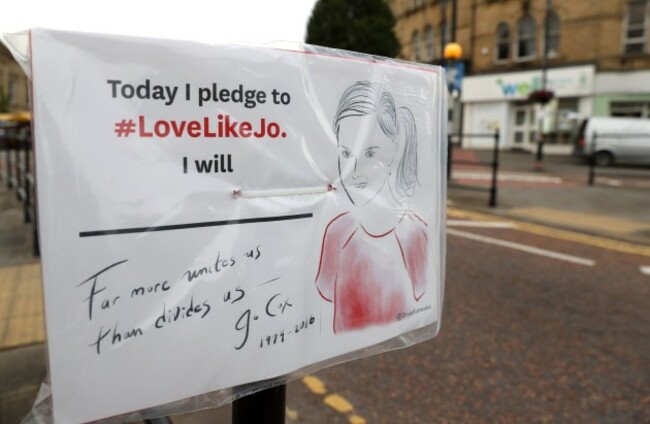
[299,375,367,423]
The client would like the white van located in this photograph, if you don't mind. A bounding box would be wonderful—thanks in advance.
[574,117,650,166]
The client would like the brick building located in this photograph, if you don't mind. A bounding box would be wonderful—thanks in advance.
[389,0,650,152]
[0,43,29,114]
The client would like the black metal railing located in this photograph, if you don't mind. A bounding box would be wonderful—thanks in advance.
[447,130,500,207]
[0,123,39,256]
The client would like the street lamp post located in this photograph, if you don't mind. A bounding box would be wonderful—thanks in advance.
[444,0,462,146]
[534,0,553,171]
[444,42,463,147]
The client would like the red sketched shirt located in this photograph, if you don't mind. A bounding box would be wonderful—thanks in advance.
[316,211,428,333]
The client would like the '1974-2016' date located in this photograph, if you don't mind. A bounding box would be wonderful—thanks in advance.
[259,315,316,348]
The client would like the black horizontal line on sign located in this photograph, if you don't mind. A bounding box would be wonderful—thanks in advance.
[79,213,314,238]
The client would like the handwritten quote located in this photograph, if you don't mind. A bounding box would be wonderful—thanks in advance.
[77,244,315,355]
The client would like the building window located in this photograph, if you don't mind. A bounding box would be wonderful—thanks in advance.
[425,25,435,60]
[610,101,650,117]
[623,0,649,54]
[412,30,421,61]
[8,75,17,105]
[496,22,510,61]
[408,0,423,12]
[545,11,560,56]
[517,15,536,60]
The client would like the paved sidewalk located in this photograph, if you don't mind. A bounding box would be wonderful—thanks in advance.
[0,262,44,349]
[0,260,46,423]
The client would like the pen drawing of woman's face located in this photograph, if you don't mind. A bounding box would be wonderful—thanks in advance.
[337,114,397,206]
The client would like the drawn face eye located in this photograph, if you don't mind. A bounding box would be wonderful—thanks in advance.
[365,149,376,159]
[341,149,352,159]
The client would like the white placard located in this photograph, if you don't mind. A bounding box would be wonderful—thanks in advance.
[27,29,446,423]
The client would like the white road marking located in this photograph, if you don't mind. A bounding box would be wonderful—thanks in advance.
[598,178,623,187]
[447,220,516,229]
[452,171,563,184]
[448,228,595,266]
[640,266,650,276]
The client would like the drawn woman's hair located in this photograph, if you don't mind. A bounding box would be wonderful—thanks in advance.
[333,81,418,197]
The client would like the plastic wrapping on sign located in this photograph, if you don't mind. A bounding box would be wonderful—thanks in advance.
[1,29,447,424]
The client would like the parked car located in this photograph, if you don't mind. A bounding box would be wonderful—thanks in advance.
[573,116,650,166]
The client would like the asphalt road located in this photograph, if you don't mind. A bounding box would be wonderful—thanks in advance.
[285,218,650,423]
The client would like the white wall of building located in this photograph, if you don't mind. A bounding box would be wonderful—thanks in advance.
[595,70,650,95]
[462,101,508,149]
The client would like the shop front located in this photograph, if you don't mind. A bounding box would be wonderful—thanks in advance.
[460,65,595,153]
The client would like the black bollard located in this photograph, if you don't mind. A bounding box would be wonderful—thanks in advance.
[489,129,500,208]
[534,139,544,171]
[588,132,597,186]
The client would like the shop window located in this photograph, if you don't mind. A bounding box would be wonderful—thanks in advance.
[425,25,435,61]
[495,22,510,61]
[514,132,524,143]
[412,30,421,61]
[610,101,650,118]
[557,98,579,129]
[623,0,648,54]
[548,98,580,145]
[516,15,536,60]
[545,11,560,57]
